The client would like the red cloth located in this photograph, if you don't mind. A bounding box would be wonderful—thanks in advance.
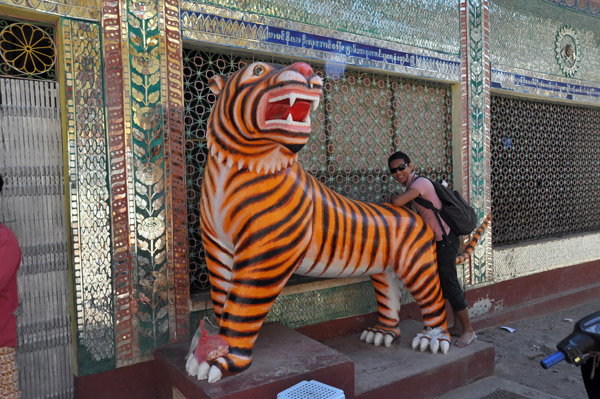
[194,320,228,363]
[0,223,21,348]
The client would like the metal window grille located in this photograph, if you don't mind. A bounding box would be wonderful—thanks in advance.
[491,95,600,245]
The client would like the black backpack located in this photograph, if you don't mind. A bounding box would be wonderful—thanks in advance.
[412,176,477,237]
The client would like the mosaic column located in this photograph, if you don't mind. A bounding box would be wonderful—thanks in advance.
[126,0,170,356]
[160,0,190,341]
[126,0,189,358]
[460,0,492,284]
[103,0,139,367]
[63,18,116,374]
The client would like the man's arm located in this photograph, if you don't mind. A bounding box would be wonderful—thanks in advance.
[390,187,421,207]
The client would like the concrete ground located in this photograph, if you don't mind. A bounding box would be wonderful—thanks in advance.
[437,299,600,399]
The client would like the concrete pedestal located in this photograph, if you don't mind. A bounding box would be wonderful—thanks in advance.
[155,320,494,399]
[155,322,354,399]
[325,319,495,399]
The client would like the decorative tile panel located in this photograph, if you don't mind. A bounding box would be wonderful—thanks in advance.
[185,0,461,55]
[180,3,461,82]
[265,282,377,329]
[490,0,600,83]
[492,66,600,104]
[127,0,170,356]
[161,0,190,341]
[0,0,101,20]
[493,232,600,282]
[102,0,137,367]
[460,0,492,284]
[543,0,600,17]
[63,18,115,374]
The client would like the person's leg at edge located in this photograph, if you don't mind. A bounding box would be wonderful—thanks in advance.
[454,306,476,347]
[436,233,476,346]
[448,311,464,337]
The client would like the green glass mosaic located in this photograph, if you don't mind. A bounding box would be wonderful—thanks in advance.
[490,0,600,82]
[265,282,377,329]
[190,281,426,332]
[189,0,460,55]
[464,0,492,284]
[127,0,170,356]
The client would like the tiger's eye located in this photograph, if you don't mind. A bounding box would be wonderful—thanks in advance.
[253,64,265,76]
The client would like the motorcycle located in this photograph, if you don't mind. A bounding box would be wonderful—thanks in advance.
[541,311,600,398]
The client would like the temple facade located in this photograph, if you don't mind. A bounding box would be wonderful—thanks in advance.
[0,0,598,397]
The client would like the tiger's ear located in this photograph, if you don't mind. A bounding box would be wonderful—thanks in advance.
[208,75,225,96]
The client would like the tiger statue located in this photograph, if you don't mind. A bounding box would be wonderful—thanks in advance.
[186,61,490,383]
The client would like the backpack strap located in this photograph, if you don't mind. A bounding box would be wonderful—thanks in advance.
[411,176,449,242]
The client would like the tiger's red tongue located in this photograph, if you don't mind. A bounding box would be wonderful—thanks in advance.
[266,100,311,122]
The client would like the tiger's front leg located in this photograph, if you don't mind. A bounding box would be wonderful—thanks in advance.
[193,239,309,383]
[200,263,301,382]
[185,233,233,380]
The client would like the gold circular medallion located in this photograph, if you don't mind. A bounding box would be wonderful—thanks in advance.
[0,23,56,76]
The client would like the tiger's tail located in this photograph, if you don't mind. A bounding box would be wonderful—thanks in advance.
[455,213,492,265]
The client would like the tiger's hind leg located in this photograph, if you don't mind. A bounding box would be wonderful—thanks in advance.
[398,242,451,354]
[360,268,403,347]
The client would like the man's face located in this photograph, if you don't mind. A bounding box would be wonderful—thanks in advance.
[390,158,412,185]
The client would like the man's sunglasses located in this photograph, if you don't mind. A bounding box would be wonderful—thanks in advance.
[389,164,409,174]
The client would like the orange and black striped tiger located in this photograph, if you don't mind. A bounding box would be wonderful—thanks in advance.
[186,61,490,383]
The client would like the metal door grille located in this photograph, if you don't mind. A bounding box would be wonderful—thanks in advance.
[0,77,73,398]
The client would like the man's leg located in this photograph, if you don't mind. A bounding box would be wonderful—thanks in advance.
[436,234,476,346]
[454,308,477,347]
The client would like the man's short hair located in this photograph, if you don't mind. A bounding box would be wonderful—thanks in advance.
[388,151,411,169]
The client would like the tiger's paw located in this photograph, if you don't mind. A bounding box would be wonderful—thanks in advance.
[359,325,401,347]
[410,326,451,354]
[186,356,206,379]
[207,365,222,383]
[185,357,223,383]
[197,353,252,383]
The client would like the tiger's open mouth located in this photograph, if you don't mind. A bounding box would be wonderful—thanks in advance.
[259,89,321,132]
[265,92,320,127]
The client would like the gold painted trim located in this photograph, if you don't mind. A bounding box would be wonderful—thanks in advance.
[0,0,101,21]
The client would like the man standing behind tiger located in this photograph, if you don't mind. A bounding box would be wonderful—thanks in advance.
[387,151,477,347]
[0,174,22,397]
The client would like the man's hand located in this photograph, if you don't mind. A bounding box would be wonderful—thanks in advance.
[390,187,420,207]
